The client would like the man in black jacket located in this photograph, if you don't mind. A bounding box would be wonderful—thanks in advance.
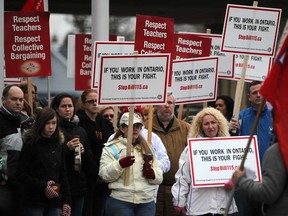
[78,89,115,216]
[0,84,33,215]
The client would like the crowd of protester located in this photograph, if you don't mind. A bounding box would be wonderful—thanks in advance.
[0,79,283,216]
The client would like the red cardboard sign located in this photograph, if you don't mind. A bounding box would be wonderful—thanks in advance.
[174,33,212,60]
[134,15,174,86]
[4,11,51,77]
[75,34,92,90]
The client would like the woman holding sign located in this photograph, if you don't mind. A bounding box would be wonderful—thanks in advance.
[171,107,238,215]
[99,112,163,216]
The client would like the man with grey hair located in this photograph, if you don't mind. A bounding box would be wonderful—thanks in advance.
[146,92,191,216]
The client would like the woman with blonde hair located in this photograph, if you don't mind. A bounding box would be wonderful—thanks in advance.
[172,107,238,216]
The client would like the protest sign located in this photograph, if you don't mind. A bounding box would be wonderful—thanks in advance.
[181,32,234,79]
[92,41,134,88]
[221,4,281,56]
[188,136,261,188]
[134,15,174,86]
[173,33,211,60]
[171,57,218,104]
[97,54,170,106]
[74,34,92,90]
[234,54,272,81]
[4,11,51,77]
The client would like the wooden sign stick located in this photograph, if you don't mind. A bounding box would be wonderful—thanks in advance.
[124,105,134,186]
[147,105,153,147]
[202,28,212,108]
[27,77,33,114]
[232,1,258,132]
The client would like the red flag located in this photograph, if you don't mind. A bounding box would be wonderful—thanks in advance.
[260,35,288,172]
[21,0,45,12]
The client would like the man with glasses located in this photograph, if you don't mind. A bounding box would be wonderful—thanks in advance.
[77,89,114,216]
[149,92,191,216]
[0,84,33,215]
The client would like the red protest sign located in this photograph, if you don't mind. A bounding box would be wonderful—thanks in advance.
[4,11,51,78]
[134,15,174,86]
[75,34,92,90]
[174,33,212,60]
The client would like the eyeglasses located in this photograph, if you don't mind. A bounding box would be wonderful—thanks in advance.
[85,99,97,104]
[102,114,114,119]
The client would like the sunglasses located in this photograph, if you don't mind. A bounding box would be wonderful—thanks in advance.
[102,114,114,119]
[85,99,97,104]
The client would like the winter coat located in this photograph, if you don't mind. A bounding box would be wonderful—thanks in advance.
[17,136,71,207]
[99,137,163,204]
[237,143,288,216]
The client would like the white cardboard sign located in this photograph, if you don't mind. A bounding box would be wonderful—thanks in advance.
[233,54,272,81]
[171,57,218,104]
[92,41,135,88]
[188,136,262,188]
[221,4,281,56]
[97,54,170,106]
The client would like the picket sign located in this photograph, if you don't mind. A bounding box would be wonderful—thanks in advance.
[231,1,258,133]
[225,2,260,214]
[124,105,135,186]
[112,36,126,131]
[124,50,139,186]
[202,28,212,109]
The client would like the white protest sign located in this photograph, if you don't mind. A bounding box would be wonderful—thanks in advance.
[92,41,135,88]
[234,54,272,81]
[221,4,281,56]
[180,32,234,79]
[97,54,170,106]
[172,57,218,104]
[188,136,262,188]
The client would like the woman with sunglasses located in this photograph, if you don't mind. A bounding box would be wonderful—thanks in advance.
[100,106,115,123]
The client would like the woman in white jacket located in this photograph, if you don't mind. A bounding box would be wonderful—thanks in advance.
[99,112,163,216]
[171,107,238,216]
